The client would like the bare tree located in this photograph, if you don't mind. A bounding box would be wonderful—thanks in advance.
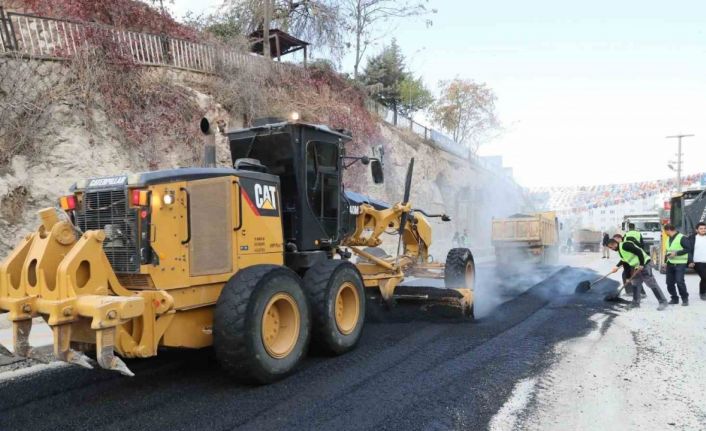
[219,0,343,59]
[431,78,499,154]
[341,0,434,80]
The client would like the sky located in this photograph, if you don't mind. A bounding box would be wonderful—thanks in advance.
[168,0,706,188]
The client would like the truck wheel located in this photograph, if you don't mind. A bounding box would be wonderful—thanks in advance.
[303,261,365,355]
[445,248,475,289]
[214,265,310,384]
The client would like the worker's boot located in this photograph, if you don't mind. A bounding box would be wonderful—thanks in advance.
[681,298,689,307]
[700,294,706,301]
[669,297,679,305]
[654,289,668,311]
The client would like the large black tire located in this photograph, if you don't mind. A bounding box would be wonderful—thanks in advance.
[303,260,366,355]
[445,248,476,289]
[214,265,310,384]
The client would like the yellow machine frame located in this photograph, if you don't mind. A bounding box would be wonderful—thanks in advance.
[1,174,473,376]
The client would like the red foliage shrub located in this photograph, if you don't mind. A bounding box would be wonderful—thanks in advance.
[9,0,198,40]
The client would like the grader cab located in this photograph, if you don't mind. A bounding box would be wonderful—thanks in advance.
[0,118,475,383]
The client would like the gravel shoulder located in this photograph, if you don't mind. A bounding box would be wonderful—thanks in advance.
[494,254,706,431]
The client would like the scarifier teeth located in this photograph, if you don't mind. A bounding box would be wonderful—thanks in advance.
[13,319,32,357]
[66,350,94,370]
[97,353,134,377]
[109,357,135,377]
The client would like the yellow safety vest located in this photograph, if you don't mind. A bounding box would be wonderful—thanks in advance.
[667,233,688,265]
[618,241,651,268]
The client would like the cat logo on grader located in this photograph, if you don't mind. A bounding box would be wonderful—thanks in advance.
[0,118,475,383]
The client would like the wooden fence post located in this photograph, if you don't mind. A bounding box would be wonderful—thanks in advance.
[0,8,18,51]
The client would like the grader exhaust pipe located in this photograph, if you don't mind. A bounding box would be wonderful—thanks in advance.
[200,116,219,168]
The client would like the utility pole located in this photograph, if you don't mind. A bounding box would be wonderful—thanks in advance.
[666,134,694,192]
[263,0,271,59]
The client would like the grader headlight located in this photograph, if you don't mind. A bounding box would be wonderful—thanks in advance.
[162,191,175,206]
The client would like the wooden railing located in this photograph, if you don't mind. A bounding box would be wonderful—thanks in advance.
[0,8,300,75]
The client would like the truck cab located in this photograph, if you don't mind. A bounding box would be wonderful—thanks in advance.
[622,213,661,252]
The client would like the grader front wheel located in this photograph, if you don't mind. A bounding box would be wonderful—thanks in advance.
[214,265,310,384]
[304,261,366,355]
[445,248,475,290]
[444,248,476,320]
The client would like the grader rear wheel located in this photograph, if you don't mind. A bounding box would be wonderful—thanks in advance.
[214,265,310,384]
[304,261,366,355]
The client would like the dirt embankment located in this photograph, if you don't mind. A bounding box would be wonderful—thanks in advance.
[0,56,526,257]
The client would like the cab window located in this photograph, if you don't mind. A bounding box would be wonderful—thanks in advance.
[306,141,339,238]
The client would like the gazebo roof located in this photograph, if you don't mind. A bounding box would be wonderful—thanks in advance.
[249,28,309,58]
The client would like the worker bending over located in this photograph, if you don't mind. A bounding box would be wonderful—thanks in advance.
[622,224,646,297]
[607,234,668,310]
[624,223,647,252]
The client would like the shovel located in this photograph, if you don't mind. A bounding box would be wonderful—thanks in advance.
[575,272,612,294]
[604,268,643,303]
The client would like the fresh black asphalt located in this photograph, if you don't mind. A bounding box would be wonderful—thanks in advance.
[0,265,624,431]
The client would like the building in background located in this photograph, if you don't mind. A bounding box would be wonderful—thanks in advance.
[530,174,704,236]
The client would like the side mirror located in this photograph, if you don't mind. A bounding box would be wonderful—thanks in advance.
[371,160,384,184]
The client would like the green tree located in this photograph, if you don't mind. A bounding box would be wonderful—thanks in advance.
[398,75,433,116]
[431,79,499,153]
[360,39,406,110]
[361,40,433,116]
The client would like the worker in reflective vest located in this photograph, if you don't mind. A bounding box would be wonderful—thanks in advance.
[664,224,691,306]
[623,223,646,296]
[608,234,668,310]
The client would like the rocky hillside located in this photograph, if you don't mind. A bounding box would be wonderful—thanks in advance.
[0,54,526,259]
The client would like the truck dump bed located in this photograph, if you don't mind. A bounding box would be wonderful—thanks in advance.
[572,229,602,244]
[491,212,558,247]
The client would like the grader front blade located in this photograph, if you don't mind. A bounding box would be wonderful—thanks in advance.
[0,209,145,376]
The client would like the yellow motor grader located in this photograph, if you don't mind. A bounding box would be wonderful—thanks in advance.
[0,118,475,383]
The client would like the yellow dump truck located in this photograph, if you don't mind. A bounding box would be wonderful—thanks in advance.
[571,229,602,252]
[491,212,559,265]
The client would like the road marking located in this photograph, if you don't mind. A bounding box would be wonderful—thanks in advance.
[488,377,537,431]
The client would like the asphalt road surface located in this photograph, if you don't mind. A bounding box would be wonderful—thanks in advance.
[0,263,621,431]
